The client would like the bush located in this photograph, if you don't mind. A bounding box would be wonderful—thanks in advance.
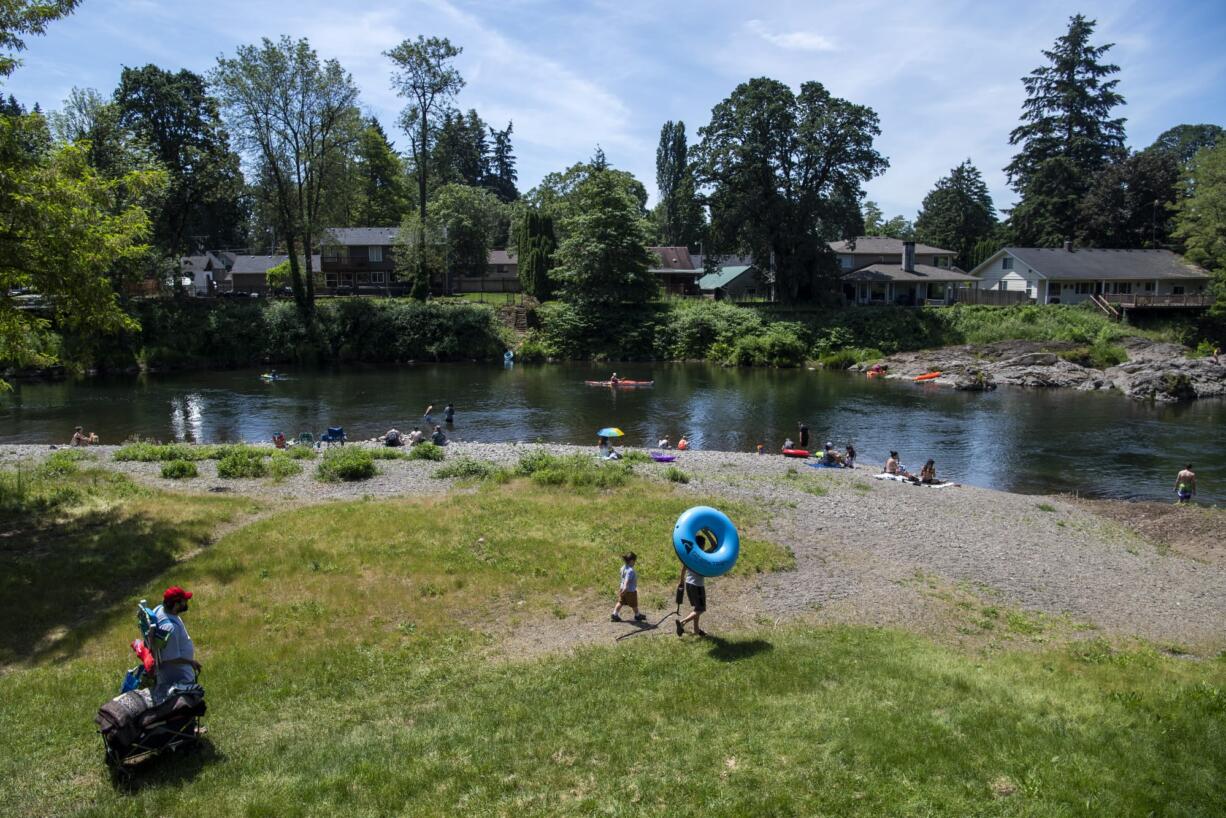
[621,450,651,464]
[369,448,409,460]
[663,466,690,484]
[114,442,228,462]
[434,457,502,480]
[515,448,559,476]
[407,443,445,462]
[267,455,303,480]
[160,460,198,479]
[39,450,87,477]
[522,453,632,489]
[316,448,377,482]
[727,324,809,367]
[283,445,317,460]
[217,449,268,479]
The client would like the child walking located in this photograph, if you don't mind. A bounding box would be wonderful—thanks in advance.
[611,552,647,622]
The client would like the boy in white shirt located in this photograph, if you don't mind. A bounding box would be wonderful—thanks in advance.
[611,552,647,622]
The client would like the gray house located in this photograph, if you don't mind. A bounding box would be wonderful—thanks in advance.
[970,247,1213,305]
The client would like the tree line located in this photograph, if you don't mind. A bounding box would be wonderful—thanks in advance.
[1,3,1223,379]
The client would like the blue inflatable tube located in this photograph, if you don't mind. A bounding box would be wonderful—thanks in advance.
[672,506,740,577]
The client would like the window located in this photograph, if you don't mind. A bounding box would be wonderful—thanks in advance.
[1114,282,1132,295]
[1048,282,1061,293]
[325,273,338,287]
[357,272,370,284]
[1074,282,1094,295]
[1172,285,1185,295]
[371,271,386,284]
[1001,256,1013,270]
[369,246,383,263]
[1144,282,1154,292]
[839,255,853,270]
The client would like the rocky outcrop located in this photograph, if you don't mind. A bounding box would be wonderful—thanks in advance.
[864,339,1226,402]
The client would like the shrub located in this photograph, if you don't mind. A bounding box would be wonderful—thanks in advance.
[726,324,809,367]
[434,457,502,480]
[217,449,268,479]
[160,460,198,479]
[621,450,651,464]
[407,443,445,462]
[664,466,690,484]
[114,442,226,462]
[369,448,409,460]
[283,445,317,460]
[316,448,377,482]
[267,455,303,480]
[526,454,632,489]
[516,448,559,476]
[39,450,87,477]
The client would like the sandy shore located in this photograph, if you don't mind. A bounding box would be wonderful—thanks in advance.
[4,442,1224,653]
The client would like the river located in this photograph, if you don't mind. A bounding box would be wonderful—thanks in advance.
[1,363,1222,503]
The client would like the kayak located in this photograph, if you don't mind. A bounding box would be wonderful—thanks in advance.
[585,380,655,387]
[650,452,677,463]
[914,372,941,382]
[781,449,810,458]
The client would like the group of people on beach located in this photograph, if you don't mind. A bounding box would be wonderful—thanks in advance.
[382,403,455,448]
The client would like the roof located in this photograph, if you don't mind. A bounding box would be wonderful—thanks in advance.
[999,248,1213,281]
[843,263,979,283]
[322,227,399,246]
[829,237,956,256]
[228,255,322,275]
[698,265,756,290]
[488,249,517,266]
[649,246,696,271]
[180,255,211,271]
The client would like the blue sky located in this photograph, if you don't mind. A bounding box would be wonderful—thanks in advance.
[5,0,1225,220]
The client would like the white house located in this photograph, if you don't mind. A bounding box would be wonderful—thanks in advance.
[970,246,1213,305]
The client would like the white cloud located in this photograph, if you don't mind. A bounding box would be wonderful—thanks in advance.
[745,19,837,52]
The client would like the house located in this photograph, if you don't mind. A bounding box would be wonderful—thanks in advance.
[179,251,231,295]
[970,246,1214,306]
[840,240,978,305]
[225,254,321,293]
[320,227,400,292]
[648,246,703,296]
[829,236,958,272]
[697,265,764,300]
[456,248,520,293]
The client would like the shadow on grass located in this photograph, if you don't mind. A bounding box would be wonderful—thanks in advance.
[0,499,226,667]
[111,737,225,793]
[705,635,773,662]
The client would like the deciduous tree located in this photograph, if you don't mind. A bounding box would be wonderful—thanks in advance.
[1079,149,1179,248]
[695,78,887,302]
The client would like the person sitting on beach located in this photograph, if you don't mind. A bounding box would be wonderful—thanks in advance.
[781,437,795,452]
[885,451,918,482]
[383,428,404,447]
[408,427,424,446]
[822,442,844,466]
[71,426,88,447]
[845,443,857,468]
[87,432,99,444]
[273,432,287,449]
[920,459,937,484]
[431,425,448,446]
[677,436,689,451]
[657,436,671,449]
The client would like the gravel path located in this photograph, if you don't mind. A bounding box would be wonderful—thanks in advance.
[6,442,1224,652]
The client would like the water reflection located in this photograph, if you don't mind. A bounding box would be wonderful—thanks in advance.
[0,362,1222,503]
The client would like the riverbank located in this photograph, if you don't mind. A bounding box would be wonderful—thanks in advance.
[865,337,1226,401]
[2,443,1223,815]
[4,441,1223,650]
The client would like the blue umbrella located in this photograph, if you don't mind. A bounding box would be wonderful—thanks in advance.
[597,427,625,438]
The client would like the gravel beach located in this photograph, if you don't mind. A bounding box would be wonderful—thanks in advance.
[5,442,1224,653]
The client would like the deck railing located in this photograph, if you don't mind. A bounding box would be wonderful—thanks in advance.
[1101,293,1213,308]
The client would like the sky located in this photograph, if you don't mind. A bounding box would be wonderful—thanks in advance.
[5,0,1225,221]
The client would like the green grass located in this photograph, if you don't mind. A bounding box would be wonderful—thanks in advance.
[267,454,304,480]
[1036,502,1057,513]
[316,447,377,482]
[1,471,1222,816]
[160,459,198,479]
[664,465,690,483]
[406,442,446,461]
[114,442,274,463]
[434,457,506,481]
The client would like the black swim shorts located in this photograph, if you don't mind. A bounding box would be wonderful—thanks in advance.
[685,583,706,613]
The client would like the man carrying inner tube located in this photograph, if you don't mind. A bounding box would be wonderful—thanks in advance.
[675,534,709,637]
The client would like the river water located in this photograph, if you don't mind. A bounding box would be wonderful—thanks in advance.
[1,362,1222,503]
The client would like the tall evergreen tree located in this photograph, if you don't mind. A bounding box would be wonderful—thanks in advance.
[515,207,556,300]
[486,121,518,202]
[654,120,704,248]
[354,117,409,225]
[1005,14,1126,244]
[914,160,997,268]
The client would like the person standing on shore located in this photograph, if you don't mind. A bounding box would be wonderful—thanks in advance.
[611,552,646,622]
[798,422,810,450]
[676,557,707,637]
[1175,464,1197,503]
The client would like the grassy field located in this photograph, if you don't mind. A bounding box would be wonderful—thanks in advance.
[0,460,1223,816]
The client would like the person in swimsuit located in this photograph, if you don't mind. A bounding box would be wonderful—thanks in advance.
[797,422,810,450]
[845,443,857,468]
[1175,464,1196,503]
[444,403,455,424]
[920,459,937,484]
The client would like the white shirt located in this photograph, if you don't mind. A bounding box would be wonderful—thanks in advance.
[620,565,637,592]
[684,568,705,587]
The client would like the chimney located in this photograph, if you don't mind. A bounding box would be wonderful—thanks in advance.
[1063,240,1073,252]
[901,241,916,272]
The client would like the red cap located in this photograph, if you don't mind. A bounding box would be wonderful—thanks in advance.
[163,586,193,604]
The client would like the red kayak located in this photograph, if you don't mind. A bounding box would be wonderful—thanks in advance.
[781,449,810,458]
[585,380,655,387]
